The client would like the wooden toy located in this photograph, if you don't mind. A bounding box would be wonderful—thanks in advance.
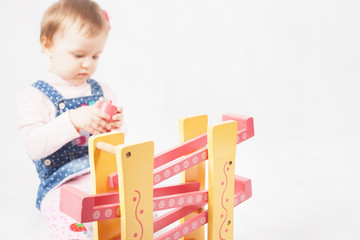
[60,113,254,240]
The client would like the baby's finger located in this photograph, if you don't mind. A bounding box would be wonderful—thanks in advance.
[110,120,123,130]
[117,106,123,113]
[87,125,98,135]
[111,113,123,121]
[90,119,109,133]
[92,130,101,135]
[99,118,112,131]
[94,107,111,121]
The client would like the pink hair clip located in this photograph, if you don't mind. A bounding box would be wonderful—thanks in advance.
[103,10,111,30]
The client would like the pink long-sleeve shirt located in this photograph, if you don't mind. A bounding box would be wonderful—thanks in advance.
[17,72,118,160]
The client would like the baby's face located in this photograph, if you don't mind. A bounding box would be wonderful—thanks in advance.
[46,25,108,85]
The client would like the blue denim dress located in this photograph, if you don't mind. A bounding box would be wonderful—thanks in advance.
[31,79,104,209]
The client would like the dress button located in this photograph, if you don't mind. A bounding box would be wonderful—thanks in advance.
[44,159,52,166]
[59,102,66,110]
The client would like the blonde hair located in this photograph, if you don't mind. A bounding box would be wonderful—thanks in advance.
[40,0,109,43]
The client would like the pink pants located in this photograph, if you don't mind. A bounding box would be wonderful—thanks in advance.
[41,173,93,240]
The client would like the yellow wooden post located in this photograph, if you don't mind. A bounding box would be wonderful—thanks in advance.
[88,132,125,240]
[179,115,208,240]
[207,121,237,240]
[116,141,154,240]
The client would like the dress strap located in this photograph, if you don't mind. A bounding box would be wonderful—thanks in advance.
[32,80,65,109]
[87,79,104,96]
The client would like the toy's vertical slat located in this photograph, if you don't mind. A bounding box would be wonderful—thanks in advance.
[179,115,208,240]
[88,132,124,240]
[116,141,154,240]
[207,121,237,240]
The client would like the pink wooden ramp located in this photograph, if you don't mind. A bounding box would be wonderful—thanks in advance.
[60,113,254,239]
[60,177,251,223]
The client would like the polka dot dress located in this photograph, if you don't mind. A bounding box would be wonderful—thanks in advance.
[32,79,104,209]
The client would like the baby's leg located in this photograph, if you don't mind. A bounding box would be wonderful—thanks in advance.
[41,174,93,240]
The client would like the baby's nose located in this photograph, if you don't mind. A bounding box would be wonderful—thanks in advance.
[81,57,93,68]
[82,60,90,68]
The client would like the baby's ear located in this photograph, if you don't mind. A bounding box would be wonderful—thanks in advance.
[40,36,53,57]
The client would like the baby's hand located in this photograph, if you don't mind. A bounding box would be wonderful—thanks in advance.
[109,106,124,131]
[69,102,112,135]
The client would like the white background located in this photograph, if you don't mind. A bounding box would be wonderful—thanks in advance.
[1,0,359,239]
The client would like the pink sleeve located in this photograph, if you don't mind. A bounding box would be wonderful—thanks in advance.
[17,87,80,160]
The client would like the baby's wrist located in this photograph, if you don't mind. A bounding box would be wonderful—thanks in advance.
[68,109,80,133]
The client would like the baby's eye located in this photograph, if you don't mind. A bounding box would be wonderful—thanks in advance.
[92,55,99,60]
[72,53,84,58]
